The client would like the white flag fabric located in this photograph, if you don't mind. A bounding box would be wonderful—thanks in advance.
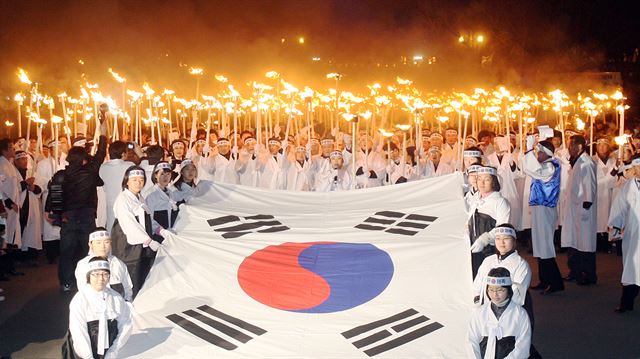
[119,173,473,358]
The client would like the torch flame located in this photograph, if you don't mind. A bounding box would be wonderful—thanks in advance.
[142,83,155,97]
[108,68,126,83]
[189,67,204,75]
[17,68,32,85]
[14,93,24,102]
[265,71,280,79]
[215,74,228,83]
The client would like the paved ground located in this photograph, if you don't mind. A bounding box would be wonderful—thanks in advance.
[1,249,639,359]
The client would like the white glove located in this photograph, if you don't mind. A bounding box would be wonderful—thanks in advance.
[526,135,536,151]
[148,240,162,252]
[160,228,175,241]
[470,232,492,253]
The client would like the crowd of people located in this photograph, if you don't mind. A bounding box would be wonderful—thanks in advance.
[0,106,639,358]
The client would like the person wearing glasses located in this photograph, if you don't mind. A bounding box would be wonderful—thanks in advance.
[468,267,532,359]
[63,256,132,359]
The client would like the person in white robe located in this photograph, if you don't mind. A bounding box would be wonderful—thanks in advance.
[561,135,598,285]
[257,138,286,190]
[75,229,133,302]
[64,257,132,359]
[608,156,640,312]
[198,138,239,184]
[440,128,461,166]
[522,139,565,294]
[284,146,312,191]
[172,160,207,203]
[487,136,522,229]
[314,150,352,192]
[421,146,454,178]
[235,137,262,187]
[467,267,532,359]
[13,151,43,262]
[145,162,180,229]
[592,137,617,251]
[468,166,511,278]
[0,139,22,248]
[111,167,172,297]
[36,140,68,263]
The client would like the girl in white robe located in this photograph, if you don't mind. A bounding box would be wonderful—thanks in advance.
[468,166,511,278]
[172,160,206,204]
[145,162,180,229]
[468,267,532,359]
[111,166,171,297]
[63,257,132,359]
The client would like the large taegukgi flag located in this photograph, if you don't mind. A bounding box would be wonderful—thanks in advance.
[119,173,473,358]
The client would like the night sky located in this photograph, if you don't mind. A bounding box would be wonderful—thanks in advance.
[0,0,638,98]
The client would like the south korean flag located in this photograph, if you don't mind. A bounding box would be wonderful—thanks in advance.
[119,174,473,358]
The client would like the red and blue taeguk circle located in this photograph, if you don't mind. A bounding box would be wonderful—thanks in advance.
[237,242,394,313]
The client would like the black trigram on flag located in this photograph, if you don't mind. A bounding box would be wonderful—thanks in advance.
[207,214,290,239]
[342,308,444,357]
[355,211,438,236]
[166,305,267,351]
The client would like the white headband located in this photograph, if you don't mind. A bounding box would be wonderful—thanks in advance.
[596,138,610,145]
[492,226,516,238]
[465,138,478,145]
[445,129,457,135]
[632,158,640,167]
[485,275,512,286]
[196,139,206,145]
[429,146,441,153]
[296,146,307,153]
[268,140,281,146]
[73,139,87,147]
[536,143,554,156]
[244,137,256,144]
[467,164,483,174]
[15,152,29,160]
[321,139,334,145]
[156,162,172,171]
[464,150,482,157]
[181,159,194,167]
[430,133,443,139]
[330,150,343,159]
[477,166,497,176]
[217,139,230,146]
[129,169,145,178]
[310,138,320,145]
[89,230,110,242]
[87,260,110,274]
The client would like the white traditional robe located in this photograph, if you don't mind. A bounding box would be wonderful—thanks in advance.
[467,300,532,359]
[284,159,312,191]
[523,151,559,259]
[314,167,352,192]
[258,153,286,190]
[561,152,597,252]
[145,184,179,229]
[0,156,21,246]
[593,154,617,233]
[17,168,43,250]
[473,251,532,306]
[488,152,523,230]
[608,179,640,285]
[68,287,132,359]
[199,153,239,184]
[35,155,67,241]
